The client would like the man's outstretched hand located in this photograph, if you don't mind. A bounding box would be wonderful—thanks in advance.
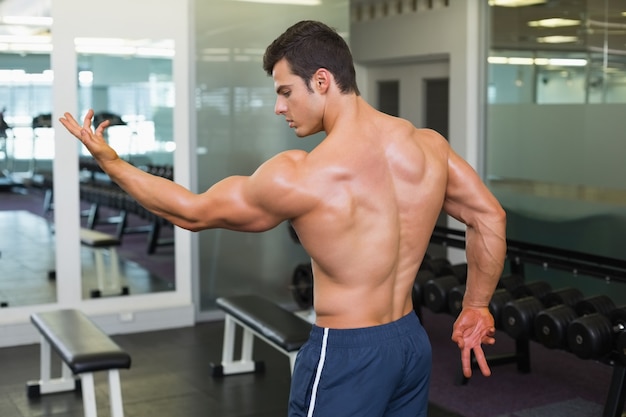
[451,306,496,378]
[59,109,120,165]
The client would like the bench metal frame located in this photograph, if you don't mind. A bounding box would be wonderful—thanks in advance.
[221,313,299,375]
[91,245,122,295]
[80,228,124,297]
[30,334,125,417]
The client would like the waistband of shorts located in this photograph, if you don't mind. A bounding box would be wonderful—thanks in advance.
[308,311,420,347]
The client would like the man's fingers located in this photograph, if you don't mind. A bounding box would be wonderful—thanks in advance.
[482,335,496,345]
[95,120,110,135]
[59,117,83,139]
[82,109,94,130]
[461,347,472,378]
[59,110,102,143]
[63,112,78,124]
[472,347,492,377]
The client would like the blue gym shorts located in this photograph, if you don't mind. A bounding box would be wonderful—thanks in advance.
[288,311,432,417]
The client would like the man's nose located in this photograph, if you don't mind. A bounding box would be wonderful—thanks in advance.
[274,98,286,115]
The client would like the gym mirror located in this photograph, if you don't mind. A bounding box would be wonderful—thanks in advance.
[0,50,56,308]
[75,37,176,300]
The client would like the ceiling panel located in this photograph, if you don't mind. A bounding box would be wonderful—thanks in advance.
[492,0,626,55]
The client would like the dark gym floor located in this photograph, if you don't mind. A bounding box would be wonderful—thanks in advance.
[0,309,622,417]
[0,319,461,417]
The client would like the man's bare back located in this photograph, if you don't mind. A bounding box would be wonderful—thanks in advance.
[287,107,450,329]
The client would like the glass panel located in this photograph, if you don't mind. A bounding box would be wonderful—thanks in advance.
[0,51,56,308]
[194,1,350,312]
[75,38,176,299]
[486,0,626,303]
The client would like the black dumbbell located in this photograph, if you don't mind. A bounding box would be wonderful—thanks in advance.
[502,296,545,340]
[534,305,578,350]
[500,281,554,339]
[532,287,586,349]
[574,294,616,317]
[489,288,514,329]
[419,257,452,277]
[423,260,468,315]
[507,286,605,345]
[497,274,525,294]
[566,296,619,360]
[532,288,587,350]
[413,269,436,310]
[510,280,553,301]
[542,287,584,309]
[440,262,468,281]
[447,284,466,317]
[423,275,462,314]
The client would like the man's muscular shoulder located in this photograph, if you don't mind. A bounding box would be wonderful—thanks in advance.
[249,149,316,219]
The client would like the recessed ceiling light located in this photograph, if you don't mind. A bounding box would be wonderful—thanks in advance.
[489,0,547,7]
[0,16,53,27]
[544,58,587,67]
[537,35,579,44]
[489,56,588,67]
[232,0,321,5]
[528,18,581,28]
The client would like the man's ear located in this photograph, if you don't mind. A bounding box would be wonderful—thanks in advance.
[313,68,331,93]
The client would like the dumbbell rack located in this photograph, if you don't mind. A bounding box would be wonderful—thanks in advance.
[429,226,626,416]
[604,363,626,417]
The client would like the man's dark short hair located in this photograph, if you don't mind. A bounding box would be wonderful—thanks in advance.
[263,20,360,95]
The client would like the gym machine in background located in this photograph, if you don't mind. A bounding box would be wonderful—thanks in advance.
[0,107,17,190]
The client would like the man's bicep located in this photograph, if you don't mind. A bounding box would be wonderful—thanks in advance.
[197,175,285,232]
[198,151,312,232]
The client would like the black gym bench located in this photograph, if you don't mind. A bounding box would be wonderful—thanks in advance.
[27,309,132,417]
[212,295,312,376]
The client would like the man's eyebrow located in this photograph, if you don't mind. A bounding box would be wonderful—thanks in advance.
[275,84,291,94]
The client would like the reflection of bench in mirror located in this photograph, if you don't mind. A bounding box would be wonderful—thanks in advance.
[80,228,130,298]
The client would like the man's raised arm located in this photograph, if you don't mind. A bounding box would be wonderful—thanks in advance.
[59,109,292,233]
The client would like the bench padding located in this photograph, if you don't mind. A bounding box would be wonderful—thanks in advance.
[217,295,312,352]
[80,228,120,247]
[31,309,131,374]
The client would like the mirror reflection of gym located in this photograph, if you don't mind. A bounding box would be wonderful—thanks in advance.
[0,51,57,308]
[75,37,176,300]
